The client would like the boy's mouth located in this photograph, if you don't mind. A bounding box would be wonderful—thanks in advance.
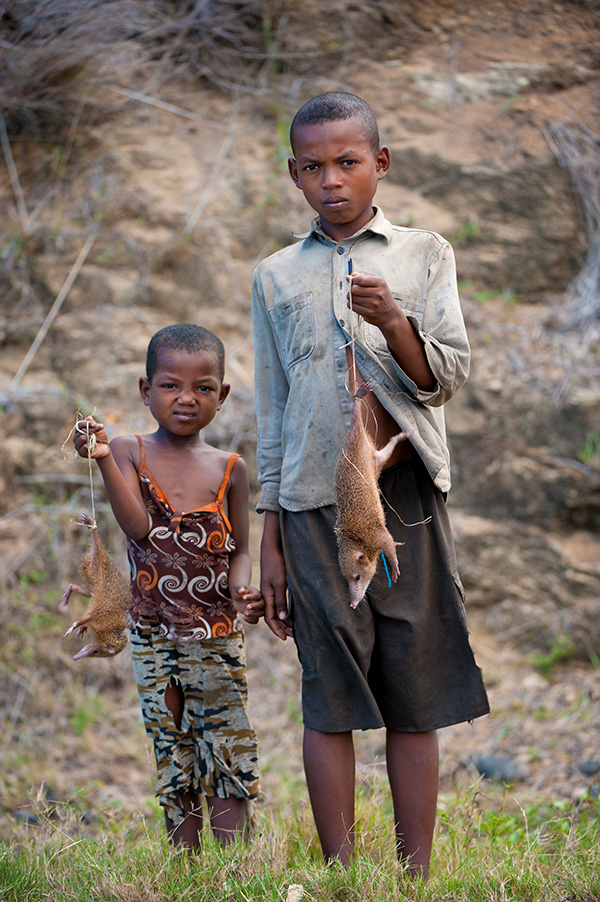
[323,197,347,208]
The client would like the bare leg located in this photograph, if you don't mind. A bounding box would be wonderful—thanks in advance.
[207,795,249,844]
[163,677,203,850]
[164,791,203,850]
[386,729,439,879]
[164,678,249,847]
[303,727,355,866]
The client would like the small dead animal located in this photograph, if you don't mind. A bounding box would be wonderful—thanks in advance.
[334,382,410,608]
[63,513,131,659]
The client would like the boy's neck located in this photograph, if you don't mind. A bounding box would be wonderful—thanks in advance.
[317,205,377,242]
[152,426,204,448]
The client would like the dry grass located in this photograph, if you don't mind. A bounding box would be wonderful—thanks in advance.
[544,119,600,330]
[0,0,339,136]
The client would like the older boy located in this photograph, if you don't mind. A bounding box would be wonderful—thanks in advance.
[252,92,489,877]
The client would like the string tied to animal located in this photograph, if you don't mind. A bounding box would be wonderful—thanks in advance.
[61,411,98,529]
[340,264,431,531]
[381,550,392,588]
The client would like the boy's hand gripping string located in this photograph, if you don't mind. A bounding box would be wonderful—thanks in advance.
[76,418,97,527]
[61,412,98,528]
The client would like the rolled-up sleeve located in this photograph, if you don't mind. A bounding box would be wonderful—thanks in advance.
[389,240,470,407]
[251,269,288,513]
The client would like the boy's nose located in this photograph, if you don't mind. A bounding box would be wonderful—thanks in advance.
[178,389,195,403]
[321,165,342,189]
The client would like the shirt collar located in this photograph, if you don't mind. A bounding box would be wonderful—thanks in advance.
[294,206,394,244]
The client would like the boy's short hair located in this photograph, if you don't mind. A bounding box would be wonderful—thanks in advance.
[290,92,380,155]
[146,324,225,382]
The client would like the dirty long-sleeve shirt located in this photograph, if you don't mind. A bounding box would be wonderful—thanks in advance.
[251,207,470,512]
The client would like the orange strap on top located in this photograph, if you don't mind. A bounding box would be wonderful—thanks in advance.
[217,453,241,503]
[216,453,240,533]
[135,434,146,470]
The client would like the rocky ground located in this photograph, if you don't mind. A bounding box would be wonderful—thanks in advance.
[1,0,599,836]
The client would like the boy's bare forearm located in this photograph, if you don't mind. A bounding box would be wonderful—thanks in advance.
[260,510,292,640]
[95,453,150,540]
[348,272,436,391]
[228,551,253,598]
[73,418,149,539]
[379,310,436,392]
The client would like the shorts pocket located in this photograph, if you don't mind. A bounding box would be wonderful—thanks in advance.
[269,291,315,368]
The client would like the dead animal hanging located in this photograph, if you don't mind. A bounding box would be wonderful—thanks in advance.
[334,382,411,608]
[63,513,130,659]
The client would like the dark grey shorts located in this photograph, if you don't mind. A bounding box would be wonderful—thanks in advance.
[280,456,490,733]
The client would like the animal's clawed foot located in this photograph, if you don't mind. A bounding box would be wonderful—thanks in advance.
[62,583,88,607]
[64,620,87,638]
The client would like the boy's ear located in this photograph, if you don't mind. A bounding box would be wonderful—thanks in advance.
[217,382,231,410]
[288,156,302,189]
[375,145,391,180]
[139,375,151,406]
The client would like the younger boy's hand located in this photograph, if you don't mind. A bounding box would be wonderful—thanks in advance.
[73,416,110,459]
[231,586,265,624]
[347,271,401,331]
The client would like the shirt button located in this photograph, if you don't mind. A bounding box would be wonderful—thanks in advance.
[339,319,345,326]
[336,246,344,255]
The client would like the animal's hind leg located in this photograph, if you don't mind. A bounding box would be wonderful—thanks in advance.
[373,432,411,470]
[62,583,88,607]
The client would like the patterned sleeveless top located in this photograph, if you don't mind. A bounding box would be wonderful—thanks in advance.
[127,436,241,641]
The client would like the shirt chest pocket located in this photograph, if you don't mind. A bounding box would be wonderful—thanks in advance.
[269,291,316,369]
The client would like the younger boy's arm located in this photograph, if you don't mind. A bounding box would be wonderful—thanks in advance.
[73,417,150,540]
[225,457,264,622]
[260,510,292,641]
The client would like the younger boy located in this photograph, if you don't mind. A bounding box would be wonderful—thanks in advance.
[73,323,262,849]
[252,92,489,877]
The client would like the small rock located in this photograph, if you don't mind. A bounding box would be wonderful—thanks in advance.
[474,753,529,783]
[13,810,40,826]
[578,760,600,776]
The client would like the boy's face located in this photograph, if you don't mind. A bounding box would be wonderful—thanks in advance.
[139,348,230,437]
[288,116,390,241]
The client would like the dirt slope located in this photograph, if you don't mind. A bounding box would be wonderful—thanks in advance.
[1,0,599,836]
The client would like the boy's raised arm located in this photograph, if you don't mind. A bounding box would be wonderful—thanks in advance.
[348,241,470,405]
[73,417,150,540]
[348,272,436,392]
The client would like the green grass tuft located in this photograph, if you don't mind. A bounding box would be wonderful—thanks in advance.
[1,786,599,902]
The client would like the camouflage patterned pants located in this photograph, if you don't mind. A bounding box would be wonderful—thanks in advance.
[130,625,260,826]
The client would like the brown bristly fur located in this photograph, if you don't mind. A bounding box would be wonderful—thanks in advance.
[334,383,407,608]
[62,514,130,660]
